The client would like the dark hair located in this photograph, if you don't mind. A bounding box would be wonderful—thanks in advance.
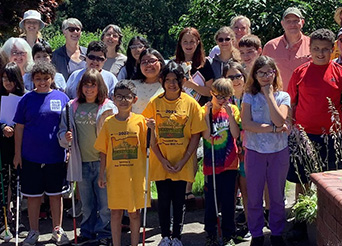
[245,56,282,95]
[175,27,205,69]
[31,62,56,81]
[125,36,149,79]
[77,69,108,105]
[32,42,53,59]
[238,34,262,50]
[136,48,165,81]
[160,61,184,98]
[101,24,123,52]
[114,80,137,96]
[86,41,108,58]
[310,28,335,48]
[0,62,25,96]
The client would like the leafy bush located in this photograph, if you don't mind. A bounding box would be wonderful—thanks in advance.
[292,191,317,224]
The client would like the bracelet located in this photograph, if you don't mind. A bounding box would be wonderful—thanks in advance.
[272,124,276,133]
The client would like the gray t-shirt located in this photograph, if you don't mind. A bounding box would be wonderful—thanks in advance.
[103,53,127,76]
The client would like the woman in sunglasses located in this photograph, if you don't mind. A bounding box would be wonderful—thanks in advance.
[52,18,87,81]
[211,26,241,80]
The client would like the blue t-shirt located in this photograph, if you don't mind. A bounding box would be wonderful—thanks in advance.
[13,90,69,163]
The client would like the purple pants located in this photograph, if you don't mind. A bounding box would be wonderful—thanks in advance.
[245,147,289,237]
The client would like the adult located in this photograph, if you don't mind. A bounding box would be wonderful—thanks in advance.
[101,24,127,77]
[19,10,47,48]
[333,28,342,64]
[210,26,241,79]
[52,18,87,81]
[65,41,118,99]
[1,37,34,76]
[117,36,149,80]
[263,7,311,91]
[209,16,251,58]
[331,7,342,60]
[132,48,165,114]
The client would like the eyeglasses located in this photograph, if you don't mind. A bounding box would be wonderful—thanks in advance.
[217,37,231,43]
[83,83,97,89]
[11,51,26,57]
[129,44,144,50]
[227,74,243,80]
[140,58,159,66]
[114,94,135,101]
[212,93,229,101]
[105,33,119,38]
[256,70,276,78]
[87,54,106,62]
[66,26,81,32]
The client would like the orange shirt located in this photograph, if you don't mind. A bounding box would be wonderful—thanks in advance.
[263,33,311,91]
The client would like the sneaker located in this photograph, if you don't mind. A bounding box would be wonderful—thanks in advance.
[0,226,13,242]
[18,224,29,238]
[158,237,171,246]
[171,238,183,246]
[23,230,40,246]
[72,235,96,246]
[270,235,285,246]
[98,237,113,246]
[67,200,83,218]
[250,236,264,246]
[51,226,70,245]
[223,238,235,246]
[205,236,219,246]
[235,226,251,241]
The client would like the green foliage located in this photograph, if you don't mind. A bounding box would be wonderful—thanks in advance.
[192,158,204,196]
[169,0,342,53]
[292,191,317,224]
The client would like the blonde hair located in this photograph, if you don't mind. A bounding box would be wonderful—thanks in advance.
[230,15,251,34]
[211,78,234,97]
[214,26,241,62]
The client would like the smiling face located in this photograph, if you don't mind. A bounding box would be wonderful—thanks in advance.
[281,14,304,36]
[226,68,244,96]
[82,82,98,103]
[216,32,233,53]
[24,19,40,34]
[103,27,119,49]
[34,51,51,63]
[164,72,180,95]
[232,19,249,41]
[140,53,161,81]
[131,40,146,61]
[310,39,333,65]
[2,73,15,93]
[10,45,27,72]
[239,46,261,69]
[33,72,53,93]
[113,88,137,112]
[86,51,106,71]
[255,64,276,87]
[181,33,199,59]
[63,24,82,43]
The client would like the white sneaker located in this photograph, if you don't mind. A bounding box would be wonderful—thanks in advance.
[158,237,171,246]
[51,226,70,245]
[171,238,183,246]
[0,226,13,242]
[23,230,39,246]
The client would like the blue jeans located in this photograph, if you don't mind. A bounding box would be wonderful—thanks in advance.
[78,161,111,239]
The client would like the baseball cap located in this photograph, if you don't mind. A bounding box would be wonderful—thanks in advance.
[282,7,304,19]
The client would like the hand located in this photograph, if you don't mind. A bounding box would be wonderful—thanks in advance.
[13,154,22,169]
[161,159,175,173]
[3,126,14,138]
[223,102,233,117]
[98,175,106,188]
[173,159,186,173]
[261,84,273,96]
[183,73,198,89]
[146,118,156,129]
[65,131,73,142]
[276,124,288,133]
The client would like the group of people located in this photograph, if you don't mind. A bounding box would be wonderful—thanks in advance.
[0,5,341,246]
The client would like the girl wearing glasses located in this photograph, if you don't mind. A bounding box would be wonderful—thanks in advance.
[211,26,241,80]
[241,56,290,246]
[117,36,149,81]
[131,48,165,114]
[101,24,127,77]
[58,69,117,245]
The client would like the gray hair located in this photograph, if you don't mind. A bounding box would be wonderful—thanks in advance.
[101,24,123,52]
[62,18,83,31]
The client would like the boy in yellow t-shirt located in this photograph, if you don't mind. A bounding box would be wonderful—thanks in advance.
[95,80,151,246]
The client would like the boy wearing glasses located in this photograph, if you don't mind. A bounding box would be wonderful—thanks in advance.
[287,28,342,241]
[238,35,262,75]
[202,78,240,246]
[95,80,152,246]
[66,41,118,99]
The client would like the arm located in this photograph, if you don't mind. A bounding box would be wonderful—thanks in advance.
[13,123,24,169]
[241,103,273,133]
[150,133,175,173]
[58,105,73,148]
[224,103,240,139]
[183,77,213,97]
[202,102,212,140]
[98,152,107,188]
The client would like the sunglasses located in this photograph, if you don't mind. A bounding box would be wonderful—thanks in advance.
[87,55,106,62]
[213,93,229,101]
[227,74,243,80]
[66,26,81,32]
[217,37,231,43]
[140,59,159,66]
[129,44,145,50]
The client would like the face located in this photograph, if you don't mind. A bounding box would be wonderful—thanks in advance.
[10,45,27,70]
[211,91,230,107]
[24,19,40,33]
[34,51,51,63]
[140,54,161,80]
[82,82,98,102]
[130,40,145,61]
[216,32,232,52]
[255,64,276,87]
[181,33,199,57]
[103,28,119,49]
[233,19,249,41]
[2,73,15,93]
[164,73,180,94]
[337,35,342,53]
[113,89,137,111]
[226,68,244,94]
[310,39,333,65]
[281,14,304,36]
[63,24,82,43]
[239,46,261,68]
[33,73,53,93]
[86,51,106,71]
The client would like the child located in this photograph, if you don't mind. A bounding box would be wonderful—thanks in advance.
[238,35,262,75]
[287,28,342,241]
[202,78,240,246]
[142,61,207,246]
[94,80,150,246]
[13,62,70,246]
